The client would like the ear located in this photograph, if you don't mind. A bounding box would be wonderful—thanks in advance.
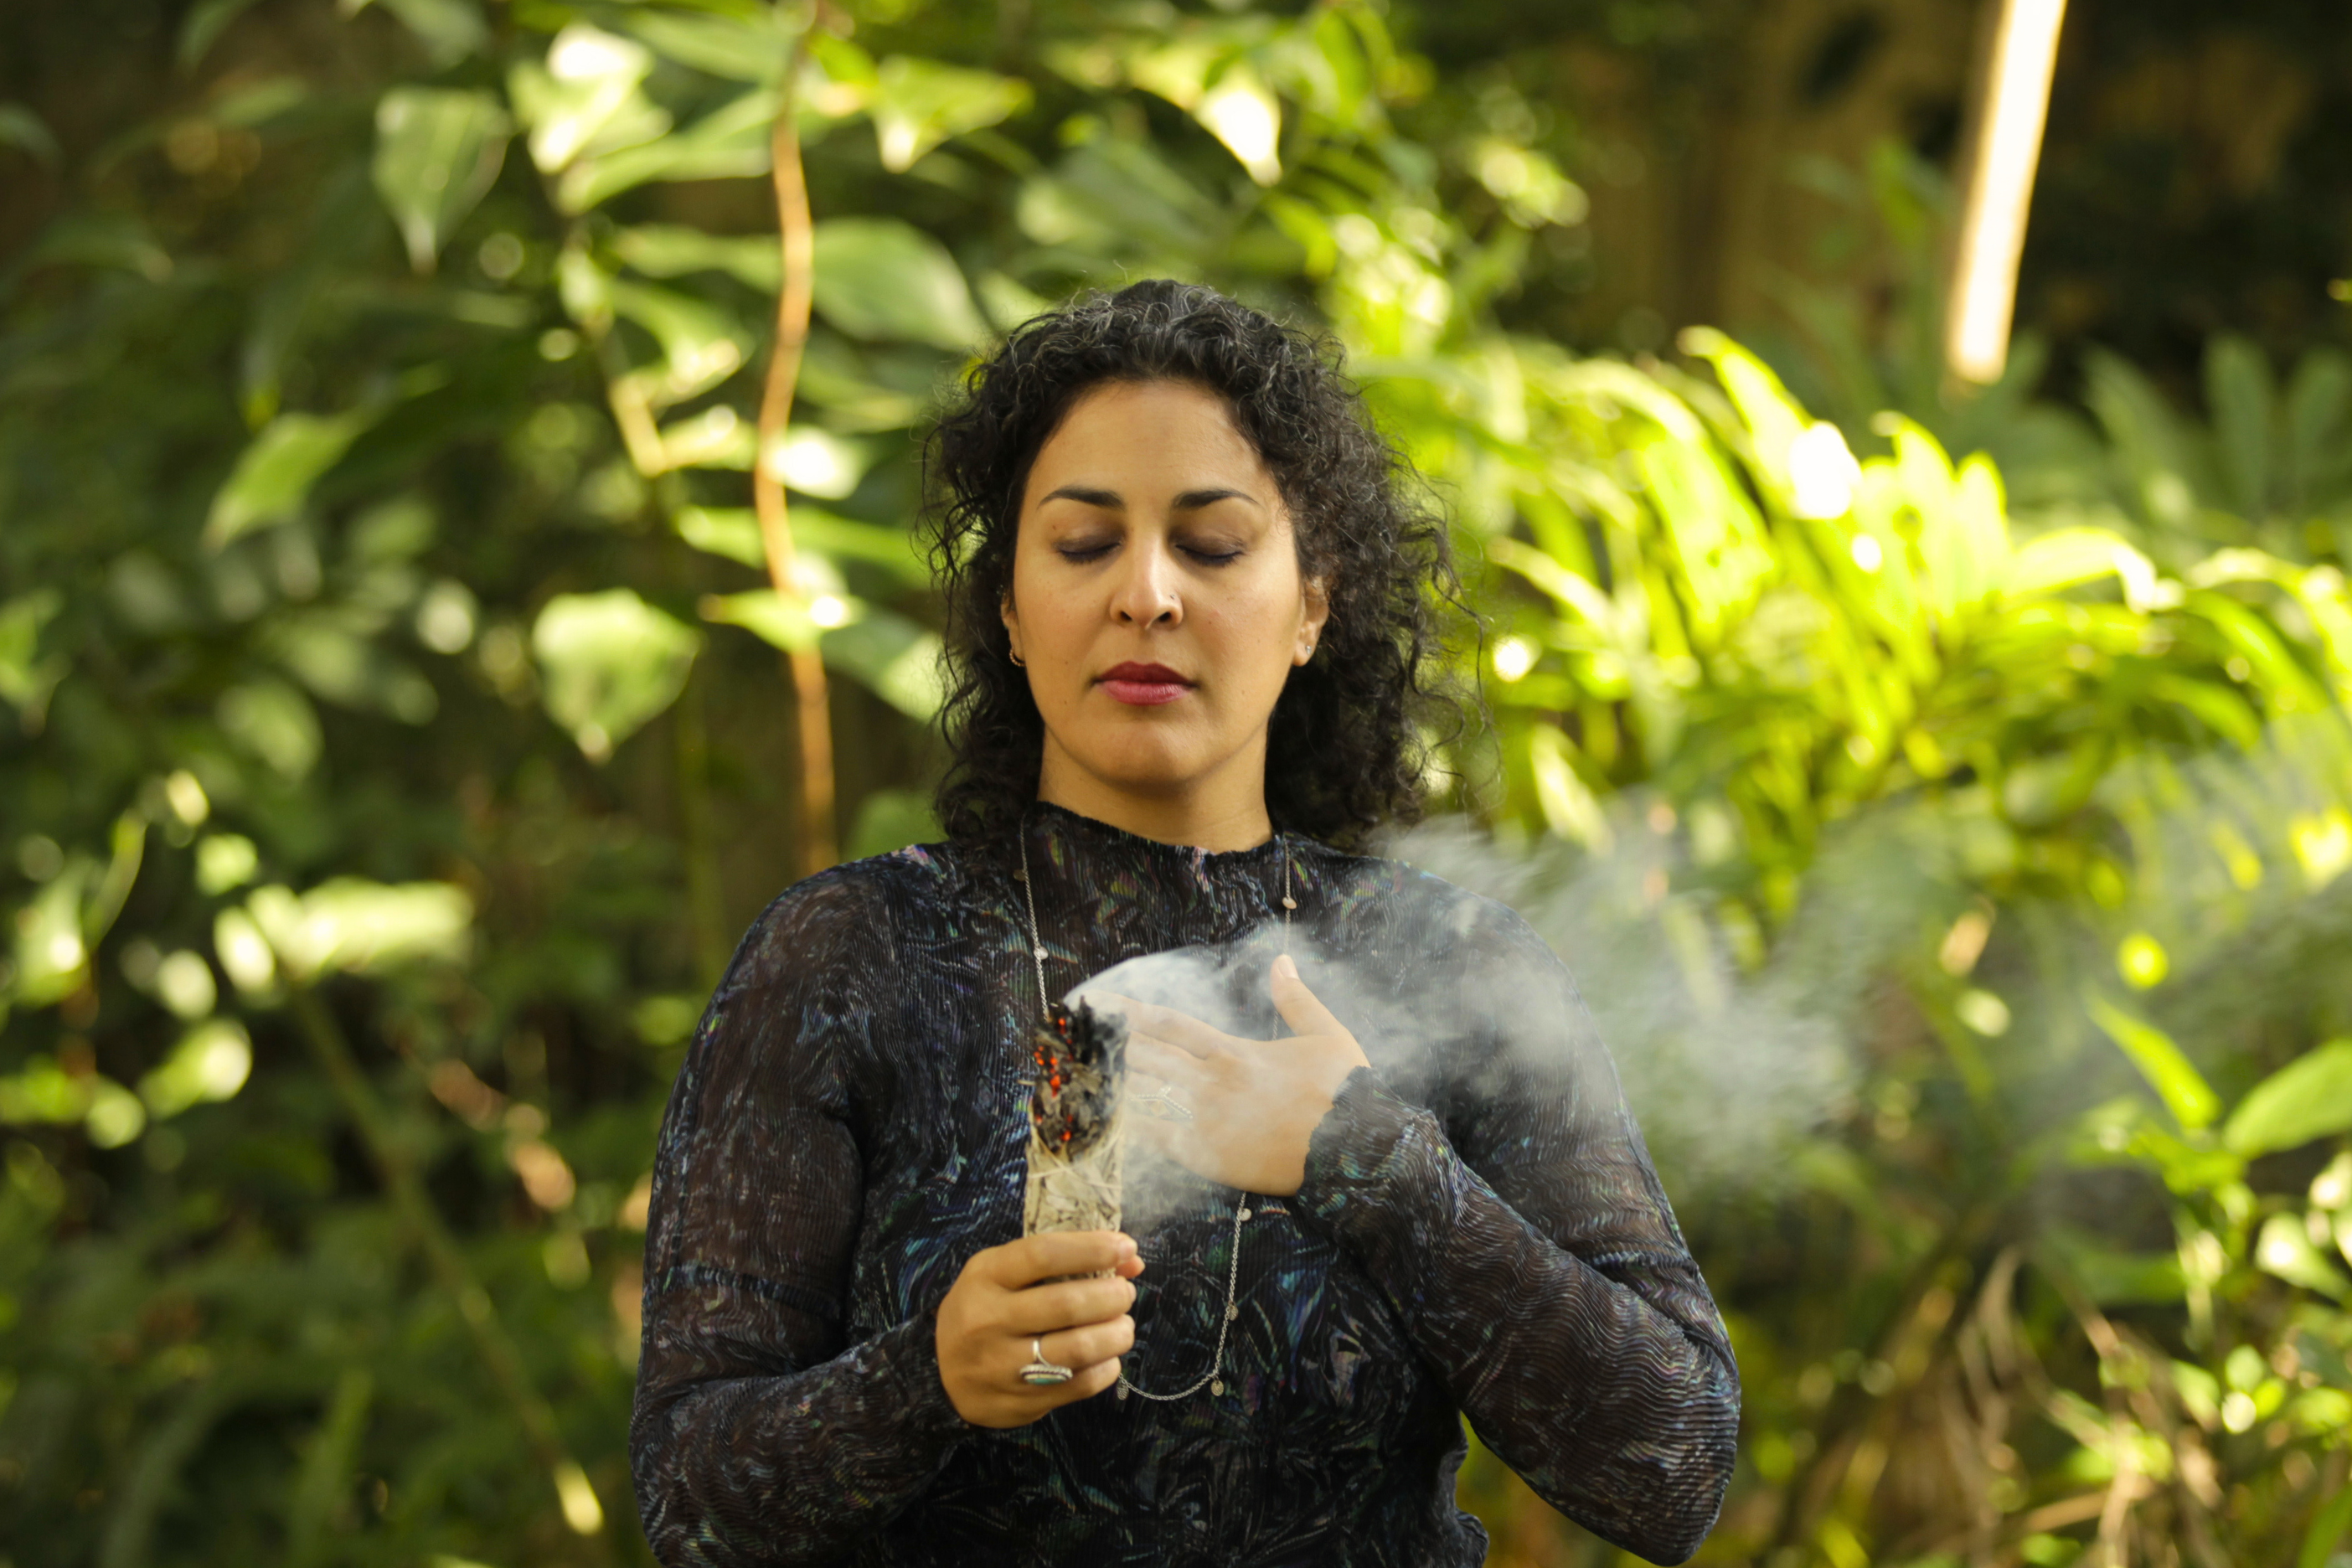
[1294,576,1330,666]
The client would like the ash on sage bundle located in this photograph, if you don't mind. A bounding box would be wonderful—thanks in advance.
[1024,1000,1127,1238]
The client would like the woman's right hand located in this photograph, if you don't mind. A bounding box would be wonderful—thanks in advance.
[936,1230,1143,1427]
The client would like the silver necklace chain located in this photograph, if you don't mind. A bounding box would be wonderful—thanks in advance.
[1016,820,1294,1402]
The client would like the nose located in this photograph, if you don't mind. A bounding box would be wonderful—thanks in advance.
[1109,539,1183,627]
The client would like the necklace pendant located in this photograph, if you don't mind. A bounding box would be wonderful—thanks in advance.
[1033,946,1048,961]
[1236,1207,1252,1222]
[1210,1379,1225,1396]
[1117,1384,1130,1400]
[1226,1302,1240,1322]
[1281,896,1297,910]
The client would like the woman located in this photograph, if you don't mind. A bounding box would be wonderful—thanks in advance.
[630,281,1738,1566]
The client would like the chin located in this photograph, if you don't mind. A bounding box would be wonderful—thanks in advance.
[1086,747,1219,793]
[1067,731,1225,794]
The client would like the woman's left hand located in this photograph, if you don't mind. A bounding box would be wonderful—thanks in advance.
[1092,953,1369,1197]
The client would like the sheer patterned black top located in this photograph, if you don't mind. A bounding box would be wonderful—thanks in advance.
[631,804,1738,1566]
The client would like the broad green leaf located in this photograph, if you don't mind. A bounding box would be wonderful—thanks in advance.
[704,587,851,654]
[246,879,472,980]
[2084,348,2211,530]
[1682,328,1808,498]
[1526,722,1612,849]
[869,56,1029,173]
[532,590,701,761]
[810,218,985,351]
[216,678,323,781]
[1940,454,2012,611]
[349,0,488,66]
[510,24,664,175]
[820,610,944,719]
[620,8,793,83]
[675,506,927,585]
[372,87,510,275]
[179,0,261,69]
[0,1057,98,1124]
[761,426,873,499]
[2184,590,2330,712]
[8,862,93,1008]
[204,408,381,547]
[558,86,774,214]
[0,101,59,165]
[613,224,780,291]
[606,280,747,409]
[2225,1039,2352,1157]
[87,811,147,948]
[2283,348,2351,511]
[2253,1211,2349,1297]
[140,1020,253,1119]
[2088,994,2220,1132]
[2004,527,2178,614]
[17,212,173,282]
[674,506,767,568]
[0,589,67,730]
[799,511,931,585]
[1194,64,1282,185]
[1631,433,1771,645]
[2041,1225,2187,1306]
[2146,673,2262,748]
[654,405,756,472]
[2204,333,2274,522]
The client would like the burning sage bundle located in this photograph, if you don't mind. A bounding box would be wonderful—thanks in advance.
[1024,1000,1128,1239]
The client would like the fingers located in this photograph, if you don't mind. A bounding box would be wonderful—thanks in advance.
[1128,1038,1211,1091]
[981,1230,1138,1290]
[998,1275,1137,1336]
[1086,993,1234,1060]
[1270,952,1347,1041]
[1031,1313,1136,1372]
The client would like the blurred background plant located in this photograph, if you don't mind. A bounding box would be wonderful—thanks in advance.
[2,1,2349,1565]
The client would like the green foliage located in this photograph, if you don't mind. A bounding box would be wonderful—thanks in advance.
[3,3,2350,1566]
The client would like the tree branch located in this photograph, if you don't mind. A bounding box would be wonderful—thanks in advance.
[757,16,836,877]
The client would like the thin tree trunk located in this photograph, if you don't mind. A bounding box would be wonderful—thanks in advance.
[756,20,836,878]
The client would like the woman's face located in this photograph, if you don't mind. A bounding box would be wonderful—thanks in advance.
[1003,379,1327,823]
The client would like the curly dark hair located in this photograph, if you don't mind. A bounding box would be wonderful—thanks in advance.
[921,279,1473,853]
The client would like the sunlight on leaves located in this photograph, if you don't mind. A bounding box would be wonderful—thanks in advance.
[204,410,381,548]
[510,24,663,175]
[2087,994,2220,1132]
[811,218,986,350]
[2225,1039,2352,1158]
[868,56,1029,173]
[532,590,700,762]
[246,879,472,981]
[372,87,510,275]
[140,1019,253,1119]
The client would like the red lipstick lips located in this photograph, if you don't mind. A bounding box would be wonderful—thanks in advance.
[1097,662,1192,706]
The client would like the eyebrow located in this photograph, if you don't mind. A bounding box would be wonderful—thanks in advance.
[1039,485,1263,512]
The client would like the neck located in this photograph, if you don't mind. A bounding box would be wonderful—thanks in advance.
[1034,737,1273,854]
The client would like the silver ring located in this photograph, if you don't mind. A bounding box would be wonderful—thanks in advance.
[1019,1336,1073,1386]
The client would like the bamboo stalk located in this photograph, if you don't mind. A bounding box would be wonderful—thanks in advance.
[1944,0,2070,386]
[286,985,614,1560]
[756,19,836,878]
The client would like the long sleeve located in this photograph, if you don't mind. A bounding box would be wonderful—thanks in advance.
[630,872,970,1568]
[1290,905,1738,1565]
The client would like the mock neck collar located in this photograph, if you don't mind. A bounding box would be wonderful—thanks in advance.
[1024,799,1295,870]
